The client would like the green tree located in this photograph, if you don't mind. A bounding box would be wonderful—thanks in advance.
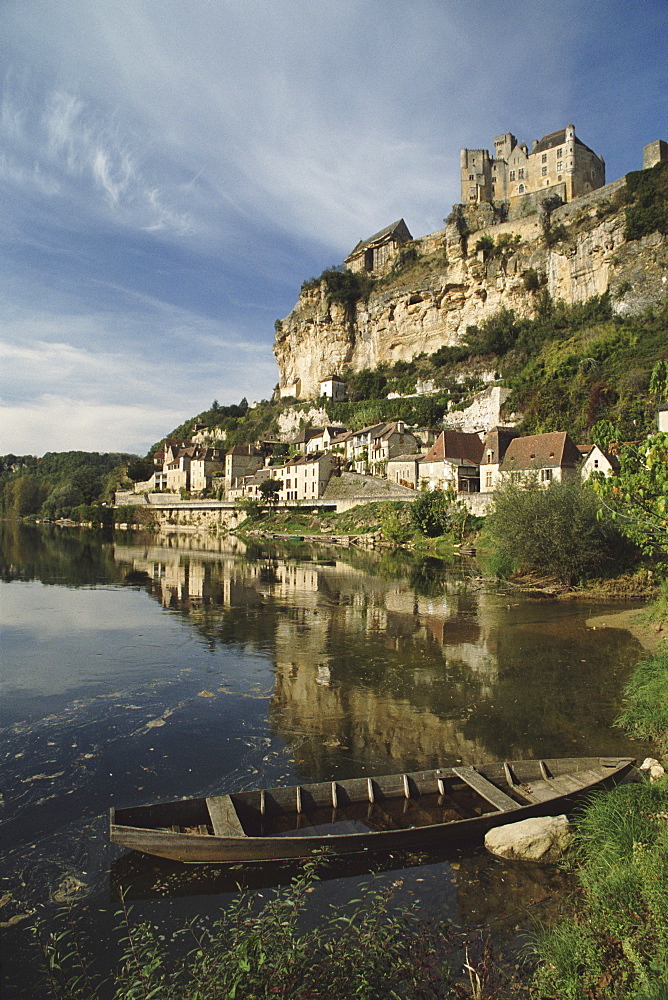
[591,432,668,562]
[258,479,282,505]
[591,419,620,452]
[488,476,627,584]
[236,496,263,521]
[7,475,44,518]
[649,359,668,404]
[409,489,453,537]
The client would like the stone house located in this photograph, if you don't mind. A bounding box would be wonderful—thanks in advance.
[344,219,413,277]
[228,467,273,501]
[461,124,605,215]
[319,375,346,401]
[189,448,226,492]
[499,431,582,486]
[368,421,420,476]
[304,426,348,454]
[580,444,621,481]
[163,445,224,493]
[224,445,265,492]
[480,426,521,493]
[267,453,336,502]
[419,431,484,493]
[387,454,422,489]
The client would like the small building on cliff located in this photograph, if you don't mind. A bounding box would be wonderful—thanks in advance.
[345,219,412,277]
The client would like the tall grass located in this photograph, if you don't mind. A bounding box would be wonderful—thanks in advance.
[533,779,668,999]
[616,650,668,754]
[35,857,461,999]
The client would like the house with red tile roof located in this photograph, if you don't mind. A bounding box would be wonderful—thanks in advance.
[418,431,484,493]
[499,431,582,486]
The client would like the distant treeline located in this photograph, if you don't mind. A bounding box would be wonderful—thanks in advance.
[0,451,152,522]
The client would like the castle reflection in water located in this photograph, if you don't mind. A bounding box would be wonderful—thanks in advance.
[114,532,641,778]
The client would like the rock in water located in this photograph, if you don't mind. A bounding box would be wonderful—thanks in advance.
[484,815,573,863]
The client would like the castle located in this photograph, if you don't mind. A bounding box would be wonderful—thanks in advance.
[461,124,605,217]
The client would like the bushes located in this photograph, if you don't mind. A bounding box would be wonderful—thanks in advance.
[409,489,455,538]
[487,476,628,584]
[624,160,668,240]
[301,265,375,310]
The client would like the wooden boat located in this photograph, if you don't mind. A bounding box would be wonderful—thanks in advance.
[109,756,635,864]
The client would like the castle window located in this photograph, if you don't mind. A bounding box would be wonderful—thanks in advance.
[557,161,563,171]
[557,148,562,158]
[509,170,515,181]
[542,153,547,163]
[518,168,524,179]
[558,174,562,181]
[518,184,525,193]
[469,174,474,180]
[542,166,548,176]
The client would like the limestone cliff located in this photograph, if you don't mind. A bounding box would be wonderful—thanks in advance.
[274,179,668,399]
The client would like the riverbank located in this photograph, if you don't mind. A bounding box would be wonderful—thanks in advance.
[587,606,666,654]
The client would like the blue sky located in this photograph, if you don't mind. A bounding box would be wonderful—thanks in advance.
[1,0,666,456]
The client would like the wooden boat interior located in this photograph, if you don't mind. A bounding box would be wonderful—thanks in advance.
[112,757,629,841]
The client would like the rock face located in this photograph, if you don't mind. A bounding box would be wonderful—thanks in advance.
[274,181,668,400]
[484,814,574,863]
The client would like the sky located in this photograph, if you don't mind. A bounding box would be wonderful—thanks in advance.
[1,0,666,457]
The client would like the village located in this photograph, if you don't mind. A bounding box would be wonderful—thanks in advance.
[124,372,668,519]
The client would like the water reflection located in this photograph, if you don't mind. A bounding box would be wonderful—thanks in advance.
[0,524,648,996]
[110,530,643,773]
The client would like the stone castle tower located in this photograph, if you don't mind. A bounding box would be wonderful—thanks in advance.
[461,124,605,217]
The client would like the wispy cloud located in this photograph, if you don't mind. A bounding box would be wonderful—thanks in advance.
[1,0,665,455]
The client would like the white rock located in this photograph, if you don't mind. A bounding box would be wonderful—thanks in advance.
[640,757,666,782]
[484,814,573,863]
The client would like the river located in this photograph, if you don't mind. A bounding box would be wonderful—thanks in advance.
[0,522,648,996]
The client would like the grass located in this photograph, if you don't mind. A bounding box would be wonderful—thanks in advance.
[615,650,668,755]
[533,633,668,1000]
[532,778,668,1000]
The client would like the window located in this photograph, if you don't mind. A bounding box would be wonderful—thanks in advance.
[540,468,552,482]
[518,184,525,193]
[557,161,563,171]
[542,153,547,163]
[557,148,562,158]
[509,170,515,181]
[485,471,493,487]
[542,166,548,176]
[518,168,524,179]
[558,174,562,181]
[469,174,475,180]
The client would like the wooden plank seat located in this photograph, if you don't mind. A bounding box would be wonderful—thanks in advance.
[451,766,518,812]
[206,795,246,837]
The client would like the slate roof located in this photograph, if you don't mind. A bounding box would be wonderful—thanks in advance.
[346,219,412,258]
[532,127,597,158]
[500,431,582,471]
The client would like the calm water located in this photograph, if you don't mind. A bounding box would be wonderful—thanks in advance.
[0,522,647,996]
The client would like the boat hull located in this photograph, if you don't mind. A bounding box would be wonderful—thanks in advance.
[110,757,635,864]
